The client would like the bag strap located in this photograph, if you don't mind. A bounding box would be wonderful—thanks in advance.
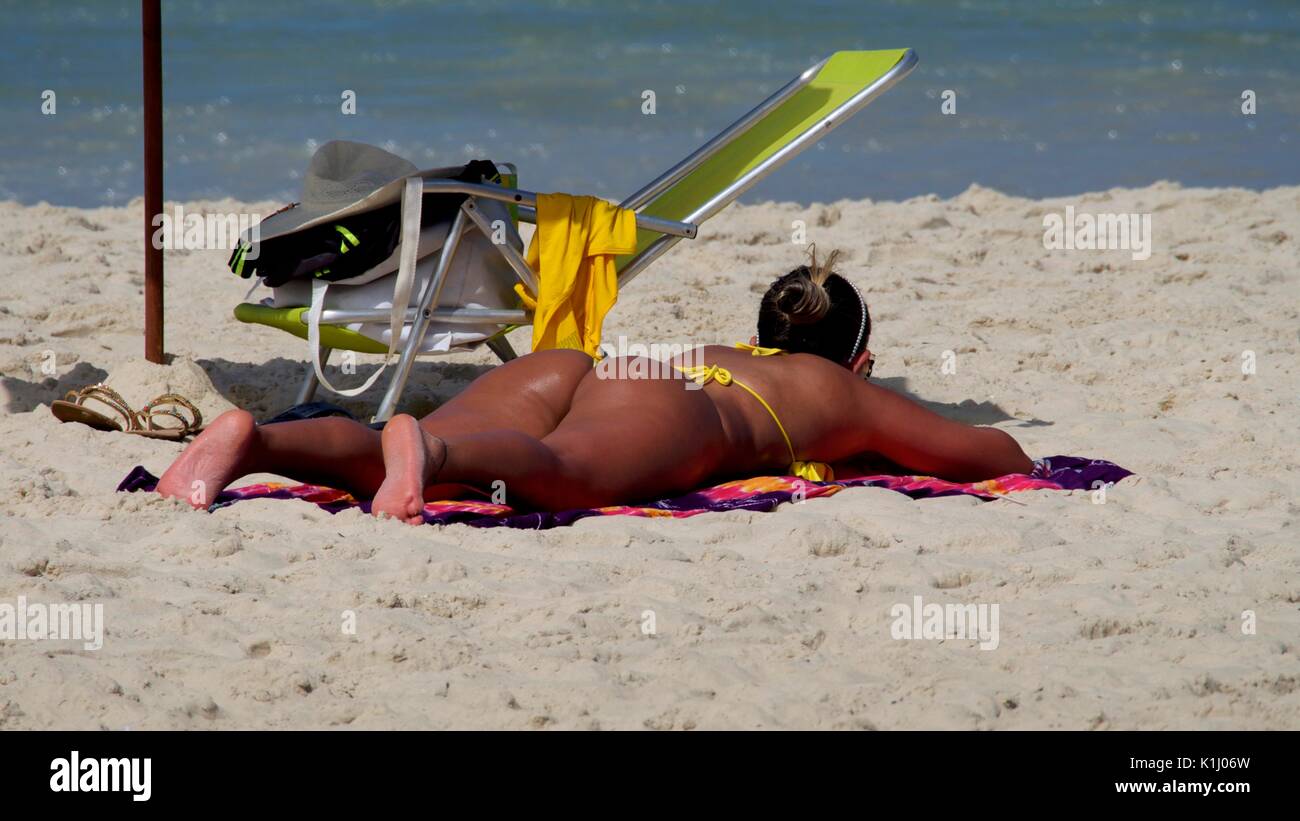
[389,177,424,358]
[305,279,385,396]
[304,176,425,397]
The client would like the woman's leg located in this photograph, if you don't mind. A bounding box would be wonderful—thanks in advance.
[158,349,595,509]
[157,411,385,507]
[371,368,729,520]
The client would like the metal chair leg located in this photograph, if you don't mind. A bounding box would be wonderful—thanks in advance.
[295,347,331,405]
[486,335,518,363]
[372,208,471,423]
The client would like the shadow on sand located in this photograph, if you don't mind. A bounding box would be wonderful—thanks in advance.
[874,376,1053,428]
[194,356,497,421]
[2,362,112,414]
[9,357,1052,434]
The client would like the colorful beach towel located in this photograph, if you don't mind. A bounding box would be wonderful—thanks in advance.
[117,456,1131,530]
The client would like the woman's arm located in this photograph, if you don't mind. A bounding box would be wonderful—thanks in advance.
[851,379,1034,482]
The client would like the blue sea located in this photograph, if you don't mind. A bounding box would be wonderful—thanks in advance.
[2,0,1297,207]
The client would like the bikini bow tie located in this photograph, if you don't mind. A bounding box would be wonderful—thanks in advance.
[676,363,733,386]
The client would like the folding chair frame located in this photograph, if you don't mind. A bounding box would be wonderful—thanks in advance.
[284,48,919,422]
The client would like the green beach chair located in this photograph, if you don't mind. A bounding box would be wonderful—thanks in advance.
[233,48,917,421]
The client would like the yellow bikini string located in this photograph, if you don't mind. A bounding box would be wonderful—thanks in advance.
[673,359,832,482]
[734,342,785,357]
[674,363,798,462]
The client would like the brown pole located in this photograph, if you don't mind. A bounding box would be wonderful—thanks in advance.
[142,0,164,363]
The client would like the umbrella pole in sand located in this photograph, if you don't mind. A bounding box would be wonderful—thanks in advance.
[142,0,164,363]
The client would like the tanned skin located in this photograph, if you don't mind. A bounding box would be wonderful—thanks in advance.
[158,344,1032,523]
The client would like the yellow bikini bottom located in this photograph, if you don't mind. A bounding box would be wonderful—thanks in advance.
[674,343,833,483]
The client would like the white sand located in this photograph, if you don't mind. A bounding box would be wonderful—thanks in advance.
[0,183,1296,729]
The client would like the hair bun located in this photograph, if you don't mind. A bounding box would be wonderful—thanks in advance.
[757,246,864,363]
[775,273,831,324]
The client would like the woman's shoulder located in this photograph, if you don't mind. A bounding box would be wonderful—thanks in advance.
[665,343,733,364]
[778,349,858,381]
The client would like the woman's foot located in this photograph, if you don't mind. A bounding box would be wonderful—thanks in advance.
[157,409,257,508]
[371,414,446,525]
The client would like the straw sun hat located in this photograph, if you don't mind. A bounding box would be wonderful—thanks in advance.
[253,140,465,242]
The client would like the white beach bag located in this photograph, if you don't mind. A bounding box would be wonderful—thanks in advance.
[264,182,523,396]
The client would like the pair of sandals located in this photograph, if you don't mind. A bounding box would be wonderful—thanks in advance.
[51,384,204,441]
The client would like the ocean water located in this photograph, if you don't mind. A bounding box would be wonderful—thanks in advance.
[2,0,1297,208]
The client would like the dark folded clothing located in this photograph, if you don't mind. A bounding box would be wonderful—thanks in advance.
[229,159,499,287]
[260,401,385,430]
[261,401,354,425]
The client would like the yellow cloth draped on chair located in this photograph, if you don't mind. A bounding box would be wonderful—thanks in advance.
[516,193,637,358]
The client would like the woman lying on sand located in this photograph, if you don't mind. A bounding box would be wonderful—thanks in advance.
[159,249,1032,523]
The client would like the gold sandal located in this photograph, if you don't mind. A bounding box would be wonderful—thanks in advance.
[51,384,205,441]
[50,384,136,432]
[133,393,205,441]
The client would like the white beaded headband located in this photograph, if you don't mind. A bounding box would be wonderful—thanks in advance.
[846,279,868,363]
